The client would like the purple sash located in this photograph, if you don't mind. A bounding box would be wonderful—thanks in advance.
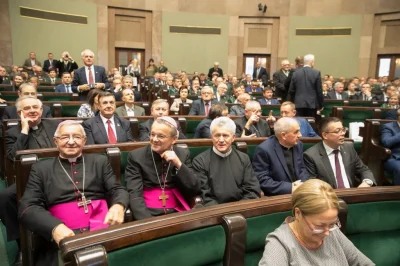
[143,187,191,212]
[48,199,109,231]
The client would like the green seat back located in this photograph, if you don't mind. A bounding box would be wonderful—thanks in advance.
[348,101,375,107]
[302,142,315,151]
[61,105,81,117]
[42,95,73,102]
[342,110,374,128]
[1,95,18,101]
[120,151,129,186]
[322,101,343,117]
[247,145,258,161]
[353,142,362,154]
[346,201,400,266]
[189,146,211,160]
[107,226,226,266]
[261,105,280,116]
[186,120,202,139]
[37,87,55,93]
[245,211,291,266]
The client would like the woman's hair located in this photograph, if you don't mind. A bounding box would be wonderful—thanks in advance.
[179,86,188,94]
[87,89,102,111]
[147,58,154,67]
[292,179,339,217]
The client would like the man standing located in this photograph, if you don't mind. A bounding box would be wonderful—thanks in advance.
[158,60,168,73]
[304,117,375,188]
[43,52,57,73]
[193,117,260,205]
[19,120,129,265]
[125,117,200,220]
[327,82,349,100]
[234,101,273,138]
[55,72,73,93]
[288,54,323,117]
[273,59,290,100]
[72,49,109,101]
[252,117,309,196]
[284,56,303,92]
[189,86,217,116]
[115,88,145,117]
[56,51,79,78]
[207,62,223,79]
[139,99,186,141]
[252,61,268,87]
[23,52,41,73]
[82,92,133,144]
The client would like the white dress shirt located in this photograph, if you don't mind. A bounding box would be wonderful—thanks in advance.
[125,105,135,116]
[336,92,342,100]
[323,142,350,188]
[85,65,96,84]
[65,84,72,93]
[100,114,117,141]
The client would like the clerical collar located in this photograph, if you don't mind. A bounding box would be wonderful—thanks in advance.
[280,144,292,151]
[213,146,232,158]
[32,126,38,131]
[59,154,83,163]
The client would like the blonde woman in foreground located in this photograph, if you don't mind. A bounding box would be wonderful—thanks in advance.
[259,179,374,266]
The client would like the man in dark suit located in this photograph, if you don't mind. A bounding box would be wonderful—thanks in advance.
[304,117,375,188]
[252,117,309,196]
[1,96,59,265]
[22,52,41,73]
[258,87,280,105]
[284,56,303,97]
[288,54,323,118]
[374,85,396,102]
[355,83,377,101]
[82,92,132,144]
[56,51,79,78]
[207,62,223,79]
[55,72,73,93]
[42,53,57,73]
[327,82,349,100]
[115,88,145,117]
[380,109,400,185]
[43,69,60,85]
[189,86,217,115]
[2,74,25,92]
[72,49,109,101]
[273,59,290,100]
[139,99,186,141]
[252,61,269,87]
[279,101,319,137]
[234,101,273,138]
[245,80,263,93]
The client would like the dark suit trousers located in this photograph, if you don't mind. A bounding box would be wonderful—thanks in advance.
[0,184,19,241]
[296,108,317,118]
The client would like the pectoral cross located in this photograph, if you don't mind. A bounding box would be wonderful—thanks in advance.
[78,193,92,213]
[159,189,169,207]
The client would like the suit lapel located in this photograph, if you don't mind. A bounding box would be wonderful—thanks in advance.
[273,140,291,180]
[81,67,88,84]
[318,143,337,188]
[113,116,123,142]
[340,145,353,187]
[42,121,57,148]
[95,115,109,143]
[121,107,128,117]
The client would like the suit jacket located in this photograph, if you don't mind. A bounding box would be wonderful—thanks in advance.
[55,84,73,93]
[138,118,186,141]
[304,142,375,188]
[170,98,193,113]
[381,121,400,160]
[207,67,223,79]
[288,66,323,109]
[188,99,217,116]
[354,93,377,101]
[296,117,318,137]
[234,116,272,137]
[56,60,78,77]
[23,59,41,71]
[252,136,309,196]
[258,98,280,105]
[245,87,263,93]
[43,59,57,72]
[113,90,142,102]
[115,105,145,117]
[82,114,133,144]
[5,120,59,160]
[229,105,245,116]
[273,70,288,99]
[193,118,212,138]
[253,67,269,86]
[384,109,397,120]
[72,65,109,101]
[327,90,349,100]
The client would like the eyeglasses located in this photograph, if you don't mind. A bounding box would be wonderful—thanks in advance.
[56,135,85,142]
[302,213,341,234]
[325,127,347,134]
[149,133,170,140]
[201,92,213,95]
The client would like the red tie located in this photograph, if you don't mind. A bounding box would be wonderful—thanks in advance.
[205,103,210,116]
[333,150,345,188]
[88,67,94,84]
[107,120,117,144]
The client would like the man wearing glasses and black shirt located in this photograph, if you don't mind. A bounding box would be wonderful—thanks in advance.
[304,117,375,188]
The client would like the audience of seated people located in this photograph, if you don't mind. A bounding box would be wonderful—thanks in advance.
[280,101,319,137]
[55,72,73,93]
[230,92,250,116]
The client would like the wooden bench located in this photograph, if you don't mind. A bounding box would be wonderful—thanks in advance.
[0,91,80,102]
[56,187,400,266]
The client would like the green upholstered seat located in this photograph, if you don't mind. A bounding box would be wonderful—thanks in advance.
[348,101,375,107]
[107,226,226,266]
[120,151,129,186]
[42,95,74,102]
[37,87,55,93]
[346,201,400,266]
[186,120,202,139]
[0,95,18,101]
[353,142,362,154]
[245,211,291,266]
[321,101,343,117]
[188,146,212,160]
[61,105,81,117]
[342,110,374,128]
[261,105,280,116]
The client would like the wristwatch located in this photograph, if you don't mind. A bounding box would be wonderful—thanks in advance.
[364,179,373,186]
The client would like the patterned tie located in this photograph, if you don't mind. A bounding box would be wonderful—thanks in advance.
[88,67,94,84]
[333,150,345,188]
[107,120,117,144]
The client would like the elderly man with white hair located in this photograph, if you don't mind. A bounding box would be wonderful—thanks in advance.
[72,49,109,101]
[327,82,348,100]
[288,54,324,118]
[192,117,260,206]
[252,117,309,196]
[273,59,290,100]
